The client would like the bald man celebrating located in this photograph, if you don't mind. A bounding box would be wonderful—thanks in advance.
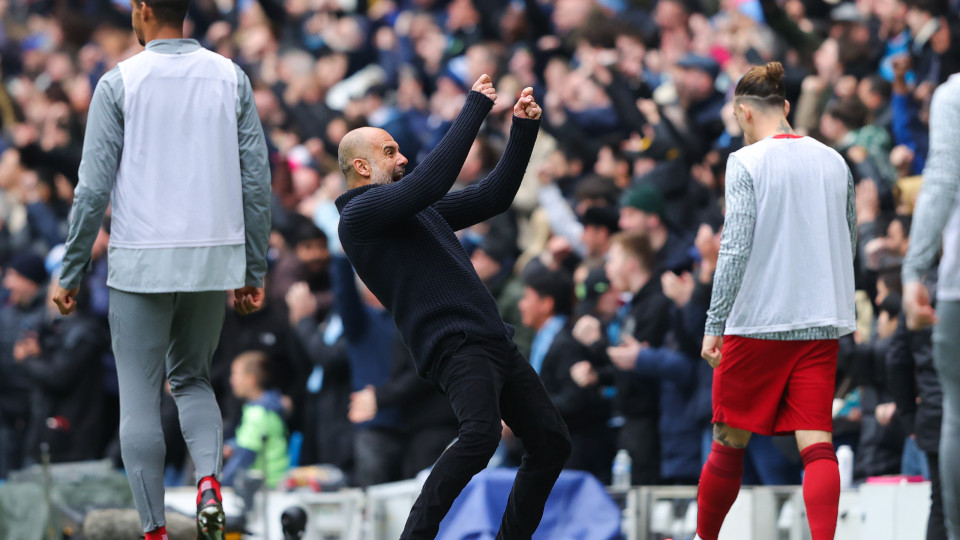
[336,75,570,539]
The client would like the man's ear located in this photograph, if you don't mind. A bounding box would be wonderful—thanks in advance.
[353,157,371,177]
[784,99,791,118]
[138,1,152,21]
[739,102,751,123]
[544,296,556,317]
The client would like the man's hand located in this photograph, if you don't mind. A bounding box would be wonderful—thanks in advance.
[875,402,897,426]
[234,286,265,315]
[472,74,497,103]
[662,271,694,308]
[572,315,602,347]
[513,87,541,119]
[348,385,378,424]
[52,285,79,315]
[608,333,645,371]
[285,282,317,325]
[570,360,599,387]
[13,335,40,363]
[903,281,937,330]
[702,335,723,368]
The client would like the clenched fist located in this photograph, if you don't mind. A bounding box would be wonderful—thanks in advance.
[514,87,541,120]
[472,74,497,103]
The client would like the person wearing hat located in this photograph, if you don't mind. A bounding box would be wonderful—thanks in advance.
[671,53,726,163]
[50,0,272,537]
[620,183,695,275]
[0,252,49,479]
[574,266,620,322]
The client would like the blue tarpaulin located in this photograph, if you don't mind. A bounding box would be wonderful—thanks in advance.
[437,469,621,540]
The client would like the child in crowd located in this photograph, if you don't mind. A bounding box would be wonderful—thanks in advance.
[222,351,290,488]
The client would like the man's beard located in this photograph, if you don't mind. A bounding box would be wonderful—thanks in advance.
[373,166,405,185]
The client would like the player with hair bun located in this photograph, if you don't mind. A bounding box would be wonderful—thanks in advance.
[696,62,857,540]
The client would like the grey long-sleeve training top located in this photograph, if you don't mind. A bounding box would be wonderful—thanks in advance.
[60,39,271,293]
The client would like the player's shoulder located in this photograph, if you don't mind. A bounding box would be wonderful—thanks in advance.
[932,74,960,110]
[798,136,848,169]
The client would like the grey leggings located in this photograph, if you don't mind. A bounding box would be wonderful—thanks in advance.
[935,300,960,540]
[109,289,226,532]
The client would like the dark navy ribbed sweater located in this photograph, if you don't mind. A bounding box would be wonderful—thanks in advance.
[336,91,540,377]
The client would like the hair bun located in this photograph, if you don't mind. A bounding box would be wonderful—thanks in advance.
[764,62,785,85]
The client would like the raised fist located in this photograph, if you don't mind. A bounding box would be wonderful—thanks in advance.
[472,74,497,103]
[514,87,542,120]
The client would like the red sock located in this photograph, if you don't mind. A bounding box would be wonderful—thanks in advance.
[144,526,168,540]
[197,475,222,505]
[801,442,840,540]
[697,442,745,540]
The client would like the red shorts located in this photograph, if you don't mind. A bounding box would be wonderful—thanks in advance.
[712,336,838,436]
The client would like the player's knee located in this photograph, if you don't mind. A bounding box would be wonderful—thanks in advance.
[119,421,162,457]
[547,429,572,465]
[713,423,751,448]
[458,421,502,458]
[167,375,210,395]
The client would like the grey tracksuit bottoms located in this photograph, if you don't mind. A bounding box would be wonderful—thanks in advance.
[108,288,226,532]
[935,300,960,540]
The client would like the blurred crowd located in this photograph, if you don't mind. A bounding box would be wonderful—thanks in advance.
[0,0,957,501]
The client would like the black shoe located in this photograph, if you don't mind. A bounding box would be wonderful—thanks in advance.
[196,486,225,540]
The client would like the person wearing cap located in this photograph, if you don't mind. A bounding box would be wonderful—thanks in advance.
[619,183,695,275]
[671,53,726,163]
[50,1,272,537]
[574,266,620,322]
[0,252,49,478]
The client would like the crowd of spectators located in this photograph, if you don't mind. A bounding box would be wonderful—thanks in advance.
[0,0,956,514]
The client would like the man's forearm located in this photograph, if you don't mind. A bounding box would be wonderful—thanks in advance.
[432,117,540,230]
[705,157,756,335]
[538,183,586,253]
[59,191,110,290]
[236,68,271,287]
[903,82,960,283]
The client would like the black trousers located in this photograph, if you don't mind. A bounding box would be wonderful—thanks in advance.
[401,332,571,540]
[618,417,660,485]
[927,452,947,540]
[404,425,459,479]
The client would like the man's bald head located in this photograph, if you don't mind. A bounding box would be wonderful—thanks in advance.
[338,127,407,188]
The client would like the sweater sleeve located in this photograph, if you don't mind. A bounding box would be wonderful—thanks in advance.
[339,91,493,238]
[705,156,757,336]
[902,81,960,284]
[432,117,540,231]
